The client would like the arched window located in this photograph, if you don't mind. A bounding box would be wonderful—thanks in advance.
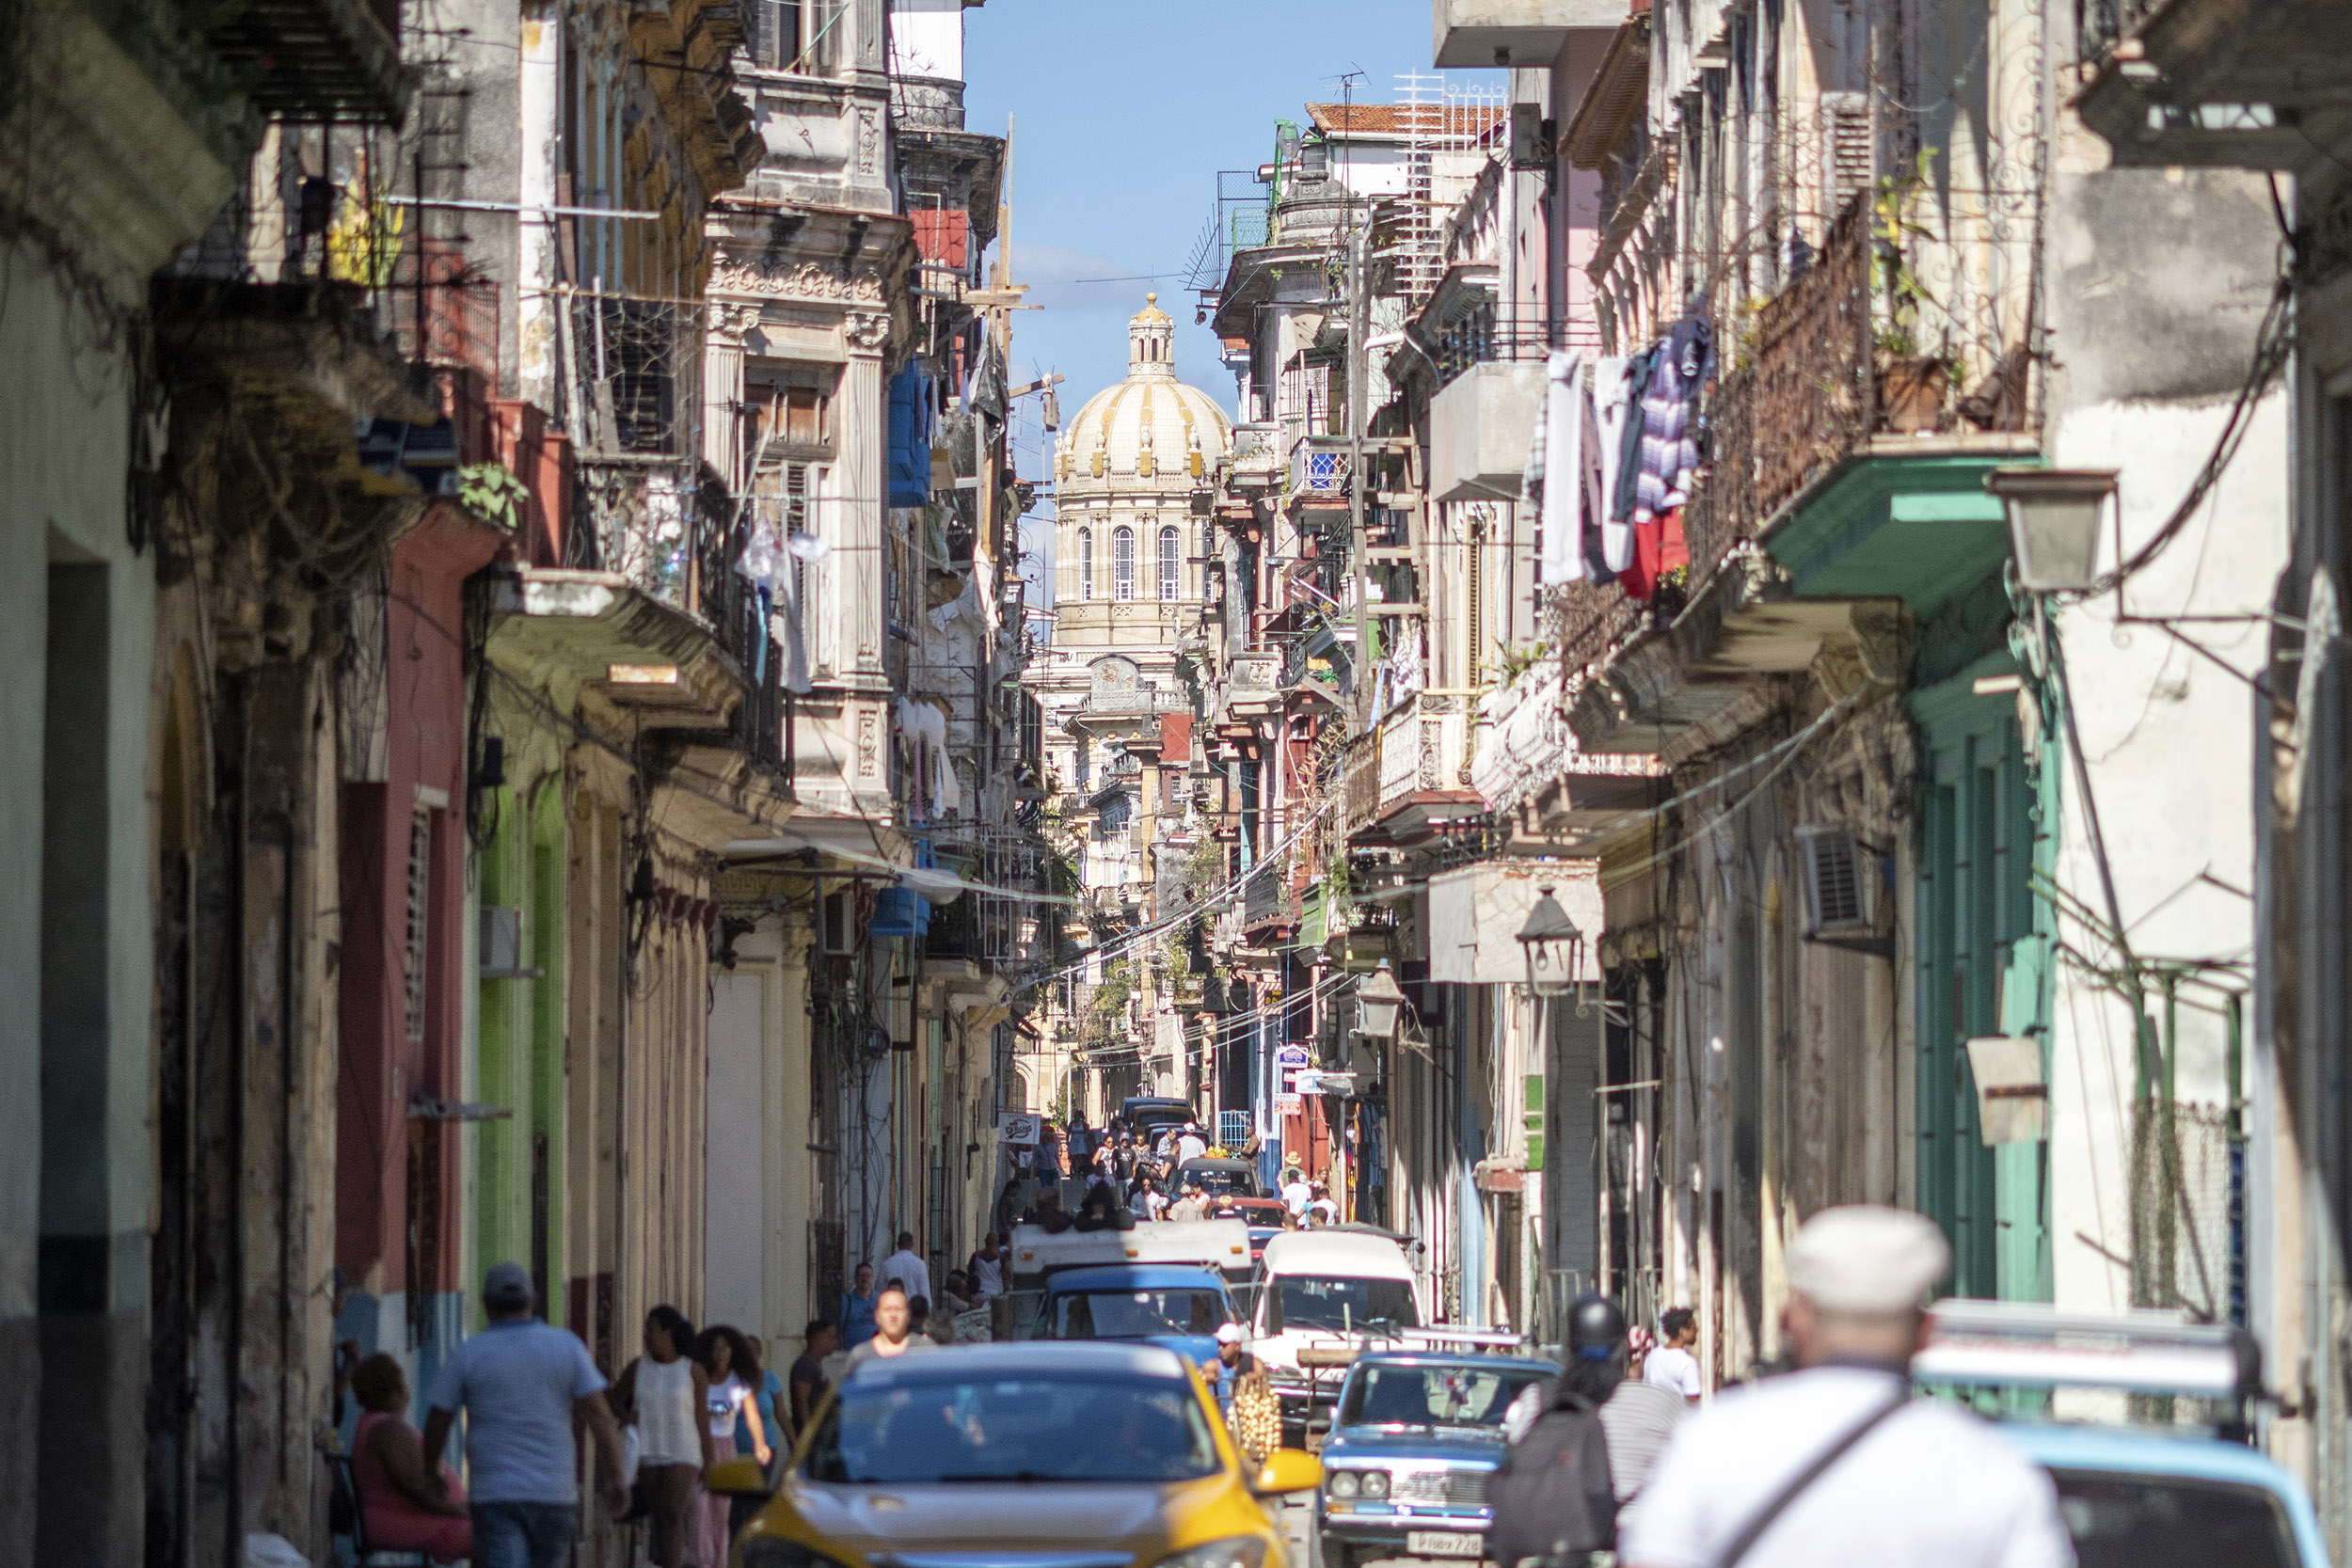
[1113,526,1136,601]
[1078,528,1094,601]
[1198,523,1215,598]
[1159,526,1180,600]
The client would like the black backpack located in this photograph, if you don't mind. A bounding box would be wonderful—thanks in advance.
[1486,1390,1617,1568]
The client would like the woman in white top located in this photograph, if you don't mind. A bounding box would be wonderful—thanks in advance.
[694,1325,771,1568]
[613,1307,711,1568]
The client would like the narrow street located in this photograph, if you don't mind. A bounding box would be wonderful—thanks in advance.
[4,0,2352,1564]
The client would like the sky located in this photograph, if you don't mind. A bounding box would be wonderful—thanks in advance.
[959,0,1452,592]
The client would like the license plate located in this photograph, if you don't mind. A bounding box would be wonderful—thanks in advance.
[1406,1532,1483,1559]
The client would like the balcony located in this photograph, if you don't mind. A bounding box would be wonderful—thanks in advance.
[1428,358,1545,503]
[2076,0,2332,168]
[206,0,404,120]
[1291,439,1352,501]
[1433,0,1629,69]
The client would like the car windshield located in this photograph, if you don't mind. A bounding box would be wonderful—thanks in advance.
[805,1373,1221,1485]
[1274,1275,1421,1333]
[2051,1469,2300,1568]
[1191,1166,1259,1196]
[1039,1287,1232,1339]
[1339,1364,1550,1431]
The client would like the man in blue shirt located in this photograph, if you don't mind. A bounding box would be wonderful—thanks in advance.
[421,1263,628,1568]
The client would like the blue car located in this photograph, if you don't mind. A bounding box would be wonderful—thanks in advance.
[1313,1351,1558,1568]
[1028,1261,1238,1371]
[2002,1419,2329,1566]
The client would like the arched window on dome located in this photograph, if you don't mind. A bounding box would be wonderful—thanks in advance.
[1113,526,1136,602]
[1158,526,1180,600]
[1078,528,1094,601]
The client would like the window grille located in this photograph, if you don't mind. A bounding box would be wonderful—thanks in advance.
[1159,526,1180,600]
[1078,528,1094,601]
[1114,526,1135,601]
[405,808,432,1045]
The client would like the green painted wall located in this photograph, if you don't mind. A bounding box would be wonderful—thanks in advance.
[1912,655,2053,1302]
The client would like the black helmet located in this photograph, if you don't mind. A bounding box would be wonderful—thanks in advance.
[1565,1293,1628,1362]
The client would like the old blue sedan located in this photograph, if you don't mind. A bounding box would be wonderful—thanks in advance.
[1312,1352,1557,1568]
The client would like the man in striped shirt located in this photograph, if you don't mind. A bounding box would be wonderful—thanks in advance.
[1502,1295,1685,1502]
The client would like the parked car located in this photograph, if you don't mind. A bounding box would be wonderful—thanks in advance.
[1183,1157,1288,1226]
[1312,1349,1557,1568]
[1120,1095,1195,1142]
[1918,1300,2328,1568]
[707,1342,1324,1568]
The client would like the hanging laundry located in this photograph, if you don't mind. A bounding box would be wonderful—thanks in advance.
[1610,344,1658,526]
[1533,350,1602,585]
[1592,355,1638,574]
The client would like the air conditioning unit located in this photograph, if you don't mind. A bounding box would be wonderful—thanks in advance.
[1796,823,1892,958]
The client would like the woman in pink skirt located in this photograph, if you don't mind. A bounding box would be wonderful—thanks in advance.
[693,1324,772,1566]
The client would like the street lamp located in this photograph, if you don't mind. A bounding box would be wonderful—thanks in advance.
[1985,467,2117,593]
[1517,884,1587,1006]
[1355,960,1410,1039]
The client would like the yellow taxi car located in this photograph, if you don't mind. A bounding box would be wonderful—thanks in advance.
[707,1340,1322,1568]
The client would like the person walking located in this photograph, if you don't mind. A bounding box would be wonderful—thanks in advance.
[1645,1307,1704,1404]
[419,1263,628,1568]
[1176,1123,1208,1164]
[788,1320,838,1432]
[845,1286,937,1369]
[1308,1181,1339,1226]
[693,1325,770,1568]
[880,1230,932,1304]
[1129,1175,1160,1222]
[612,1306,712,1568]
[967,1234,1007,1298]
[996,1178,1025,1238]
[1502,1295,1683,1504]
[1214,1324,1279,1462]
[839,1262,880,1349]
[1618,1206,2074,1568]
[736,1333,787,1461]
[349,1353,474,1562]
[1280,1167,1311,1219]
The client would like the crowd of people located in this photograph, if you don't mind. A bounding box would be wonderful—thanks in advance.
[986,1114,1353,1236]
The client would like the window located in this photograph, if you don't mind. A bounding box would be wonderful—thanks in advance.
[1268,1275,1419,1334]
[1199,524,1215,598]
[804,1373,1219,1485]
[1113,526,1136,601]
[1158,526,1180,600]
[1078,528,1094,601]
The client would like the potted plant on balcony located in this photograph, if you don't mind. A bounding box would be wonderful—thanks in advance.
[1870,154,1960,435]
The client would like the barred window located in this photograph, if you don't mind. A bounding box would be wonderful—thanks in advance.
[1078,528,1094,601]
[1114,526,1135,602]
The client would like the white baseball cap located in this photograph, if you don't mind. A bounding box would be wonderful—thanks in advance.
[1216,1323,1246,1345]
[1786,1204,1951,1315]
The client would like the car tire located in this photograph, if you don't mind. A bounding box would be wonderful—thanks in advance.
[1315,1536,1352,1568]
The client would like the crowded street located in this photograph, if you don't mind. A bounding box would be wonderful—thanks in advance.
[6,0,2352,1565]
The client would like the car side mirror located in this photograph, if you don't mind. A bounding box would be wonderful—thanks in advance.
[1252,1449,1323,1496]
[705,1457,772,1497]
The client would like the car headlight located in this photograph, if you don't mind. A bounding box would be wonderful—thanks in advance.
[1328,1470,1360,1499]
[740,1539,862,1568]
[1358,1470,1389,1501]
[1152,1537,1269,1568]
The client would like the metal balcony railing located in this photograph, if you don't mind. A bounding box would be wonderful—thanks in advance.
[1687,188,2036,586]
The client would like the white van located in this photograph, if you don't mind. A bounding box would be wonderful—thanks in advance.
[1248,1228,1422,1437]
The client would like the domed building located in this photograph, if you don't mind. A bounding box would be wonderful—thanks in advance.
[1022,296,1232,1113]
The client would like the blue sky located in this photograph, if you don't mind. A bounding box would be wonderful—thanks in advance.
[962,0,1443,573]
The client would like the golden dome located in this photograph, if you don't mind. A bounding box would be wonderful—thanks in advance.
[1057,294,1231,487]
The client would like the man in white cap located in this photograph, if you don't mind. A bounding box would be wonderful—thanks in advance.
[1617,1205,2074,1568]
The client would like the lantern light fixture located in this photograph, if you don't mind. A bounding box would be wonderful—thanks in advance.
[1517,883,1590,1009]
[1355,960,1411,1040]
[1985,467,2117,594]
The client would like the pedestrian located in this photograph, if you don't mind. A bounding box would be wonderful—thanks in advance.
[906,1293,935,1341]
[1308,1181,1339,1226]
[845,1286,937,1368]
[1279,1166,1311,1218]
[735,1332,786,1465]
[1168,1181,1209,1223]
[1216,1324,1280,1463]
[968,1233,1007,1298]
[611,1306,711,1568]
[1129,1174,1159,1221]
[1488,1293,1629,1567]
[940,1270,975,1317]
[1618,1206,2074,1568]
[693,1325,771,1568]
[788,1320,837,1433]
[420,1263,628,1568]
[1502,1294,1683,1503]
[348,1352,474,1562]
[1645,1307,1704,1404]
[1177,1122,1208,1164]
[839,1261,880,1349]
[996,1178,1025,1237]
[880,1229,932,1303]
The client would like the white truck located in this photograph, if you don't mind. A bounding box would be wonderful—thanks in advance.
[1248,1228,1423,1442]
